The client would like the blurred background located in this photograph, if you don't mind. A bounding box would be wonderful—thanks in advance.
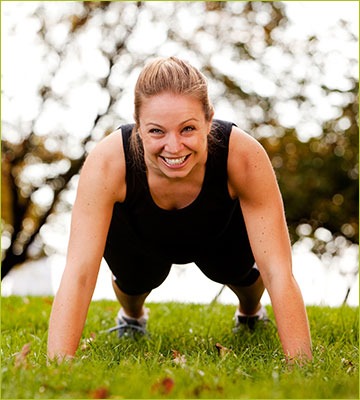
[1,1,358,306]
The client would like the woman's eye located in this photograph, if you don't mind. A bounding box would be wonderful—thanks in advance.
[149,128,163,134]
[183,126,195,133]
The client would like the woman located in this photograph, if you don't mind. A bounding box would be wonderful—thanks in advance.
[47,57,312,362]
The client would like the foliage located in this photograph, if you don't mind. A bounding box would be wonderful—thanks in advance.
[1,297,359,399]
[261,122,358,247]
[1,1,358,277]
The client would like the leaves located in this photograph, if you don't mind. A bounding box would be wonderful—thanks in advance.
[261,126,359,245]
[151,377,175,395]
[215,342,233,358]
[90,387,110,399]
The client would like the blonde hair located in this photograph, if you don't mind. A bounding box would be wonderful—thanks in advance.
[134,56,214,125]
[130,57,215,165]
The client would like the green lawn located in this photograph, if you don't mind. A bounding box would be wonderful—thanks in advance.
[1,296,358,399]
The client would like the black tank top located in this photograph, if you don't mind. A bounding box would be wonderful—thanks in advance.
[108,119,244,264]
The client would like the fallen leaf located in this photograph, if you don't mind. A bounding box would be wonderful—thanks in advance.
[151,377,175,395]
[91,387,109,399]
[14,343,31,368]
[215,342,232,358]
[193,383,211,397]
[193,383,223,397]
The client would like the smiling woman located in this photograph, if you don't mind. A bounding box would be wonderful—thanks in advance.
[139,93,210,182]
[47,57,312,364]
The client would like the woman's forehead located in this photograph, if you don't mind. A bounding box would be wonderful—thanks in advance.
[141,92,203,110]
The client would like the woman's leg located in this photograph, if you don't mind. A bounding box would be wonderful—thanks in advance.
[112,278,150,319]
[227,274,265,315]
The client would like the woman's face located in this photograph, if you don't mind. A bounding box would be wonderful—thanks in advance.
[138,92,213,180]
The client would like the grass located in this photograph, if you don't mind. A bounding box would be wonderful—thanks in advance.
[1,296,358,399]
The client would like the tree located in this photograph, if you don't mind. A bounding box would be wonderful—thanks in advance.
[2,1,358,278]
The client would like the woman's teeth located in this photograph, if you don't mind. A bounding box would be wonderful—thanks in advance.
[164,156,187,165]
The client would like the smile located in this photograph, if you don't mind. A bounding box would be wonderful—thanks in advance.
[160,154,190,167]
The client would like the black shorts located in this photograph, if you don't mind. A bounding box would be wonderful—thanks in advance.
[104,207,259,296]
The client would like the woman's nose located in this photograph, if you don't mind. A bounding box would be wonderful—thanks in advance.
[164,133,183,153]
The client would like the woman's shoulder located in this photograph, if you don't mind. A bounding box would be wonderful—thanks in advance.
[87,128,124,166]
[81,128,126,202]
[229,125,265,158]
[227,125,271,195]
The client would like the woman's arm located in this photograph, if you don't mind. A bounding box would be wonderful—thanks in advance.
[228,127,312,362]
[47,131,125,361]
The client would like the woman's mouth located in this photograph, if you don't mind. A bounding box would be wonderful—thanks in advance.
[160,154,191,167]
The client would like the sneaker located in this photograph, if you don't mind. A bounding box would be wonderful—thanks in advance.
[107,308,149,338]
[233,305,269,332]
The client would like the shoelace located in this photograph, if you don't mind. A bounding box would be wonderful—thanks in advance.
[107,322,147,335]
